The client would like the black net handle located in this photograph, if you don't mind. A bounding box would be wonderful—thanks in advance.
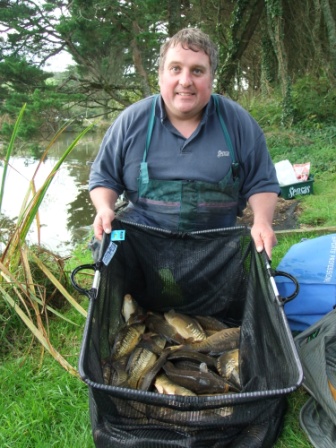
[70,263,98,295]
[272,270,300,304]
[70,232,110,298]
[262,251,300,305]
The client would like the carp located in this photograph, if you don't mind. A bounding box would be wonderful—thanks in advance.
[166,347,217,369]
[122,294,141,323]
[126,334,166,389]
[154,373,197,396]
[110,323,146,361]
[163,361,230,395]
[217,349,241,390]
[103,304,244,397]
[164,309,206,342]
[195,315,230,335]
[145,312,185,345]
[184,327,241,355]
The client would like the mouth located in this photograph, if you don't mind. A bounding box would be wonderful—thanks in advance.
[176,92,195,96]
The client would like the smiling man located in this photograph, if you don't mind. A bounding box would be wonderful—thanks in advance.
[89,28,280,257]
[158,40,213,134]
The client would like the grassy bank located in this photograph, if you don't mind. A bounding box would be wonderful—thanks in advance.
[1,124,335,447]
[0,302,93,448]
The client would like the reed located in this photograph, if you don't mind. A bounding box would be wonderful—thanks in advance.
[0,105,94,375]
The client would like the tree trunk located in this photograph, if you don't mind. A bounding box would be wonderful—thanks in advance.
[266,0,293,126]
[312,0,323,71]
[131,21,152,97]
[216,0,265,94]
[321,0,336,77]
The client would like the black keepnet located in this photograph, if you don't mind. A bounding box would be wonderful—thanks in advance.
[77,220,302,447]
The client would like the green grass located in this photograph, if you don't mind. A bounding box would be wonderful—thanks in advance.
[0,300,93,448]
[0,358,93,448]
[298,172,336,227]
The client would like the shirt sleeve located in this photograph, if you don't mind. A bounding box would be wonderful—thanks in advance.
[220,97,280,200]
[89,121,125,195]
[239,130,280,199]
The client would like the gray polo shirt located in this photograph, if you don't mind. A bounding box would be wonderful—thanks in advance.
[89,94,279,208]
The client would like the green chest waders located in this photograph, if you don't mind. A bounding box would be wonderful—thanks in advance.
[136,94,240,232]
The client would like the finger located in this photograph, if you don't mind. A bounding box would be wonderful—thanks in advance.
[254,235,264,253]
[264,242,272,259]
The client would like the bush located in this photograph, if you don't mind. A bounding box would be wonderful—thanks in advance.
[292,75,336,126]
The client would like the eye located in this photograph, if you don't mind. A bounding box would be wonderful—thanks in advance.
[170,66,181,73]
[193,68,204,75]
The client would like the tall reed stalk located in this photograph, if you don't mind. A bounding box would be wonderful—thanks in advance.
[0,105,94,375]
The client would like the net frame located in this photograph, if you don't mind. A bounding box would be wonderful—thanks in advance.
[75,220,303,447]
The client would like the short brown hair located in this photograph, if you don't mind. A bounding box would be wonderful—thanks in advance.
[159,28,218,78]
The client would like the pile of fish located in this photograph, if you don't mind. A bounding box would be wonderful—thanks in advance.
[101,294,242,396]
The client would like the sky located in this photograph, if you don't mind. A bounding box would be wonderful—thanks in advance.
[42,50,75,72]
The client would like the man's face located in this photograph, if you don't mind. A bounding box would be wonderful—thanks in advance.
[159,43,213,122]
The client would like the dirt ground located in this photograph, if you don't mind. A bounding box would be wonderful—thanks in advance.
[237,197,301,230]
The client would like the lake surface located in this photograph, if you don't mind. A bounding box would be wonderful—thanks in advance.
[0,131,104,256]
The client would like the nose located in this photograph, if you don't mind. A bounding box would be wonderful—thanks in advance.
[179,69,193,87]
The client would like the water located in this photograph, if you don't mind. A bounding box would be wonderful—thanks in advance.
[0,132,104,256]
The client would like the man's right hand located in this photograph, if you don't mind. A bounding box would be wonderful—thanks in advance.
[90,187,119,240]
[93,208,115,240]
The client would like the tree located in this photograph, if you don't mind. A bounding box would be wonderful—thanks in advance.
[0,55,64,140]
[1,0,335,130]
[215,0,265,94]
[321,0,336,77]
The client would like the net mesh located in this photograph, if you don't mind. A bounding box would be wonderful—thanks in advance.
[295,309,336,447]
[78,220,302,447]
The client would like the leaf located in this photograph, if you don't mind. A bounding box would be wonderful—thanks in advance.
[0,104,27,214]
[29,252,87,317]
[0,284,79,377]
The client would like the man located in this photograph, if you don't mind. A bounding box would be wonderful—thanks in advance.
[89,28,279,257]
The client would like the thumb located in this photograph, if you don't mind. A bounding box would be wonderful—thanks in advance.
[103,223,112,234]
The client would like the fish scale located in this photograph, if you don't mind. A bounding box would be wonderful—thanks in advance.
[110,323,145,361]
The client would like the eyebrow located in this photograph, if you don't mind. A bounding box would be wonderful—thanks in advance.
[167,61,208,71]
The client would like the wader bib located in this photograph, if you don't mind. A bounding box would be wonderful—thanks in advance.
[123,94,240,232]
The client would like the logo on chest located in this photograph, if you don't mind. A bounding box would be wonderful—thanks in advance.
[217,150,230,158]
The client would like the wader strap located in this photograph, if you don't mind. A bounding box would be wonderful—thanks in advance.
[140,95,159,184]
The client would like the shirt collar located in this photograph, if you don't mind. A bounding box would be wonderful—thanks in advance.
[158,94,216,125]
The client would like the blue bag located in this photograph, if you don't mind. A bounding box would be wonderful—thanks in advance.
[275,234,336,331]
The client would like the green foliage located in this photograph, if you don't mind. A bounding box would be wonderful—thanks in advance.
[267,126,336,175]
[238,92,283,128]
[297,172,336,227]
[241,74,336,133]
[0,88,86,142]
[0,55,51,95]
[265,0,283,19]
[292,75,336,126]
[1,0,336,127]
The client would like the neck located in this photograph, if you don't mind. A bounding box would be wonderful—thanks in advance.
[167,112,203,138]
